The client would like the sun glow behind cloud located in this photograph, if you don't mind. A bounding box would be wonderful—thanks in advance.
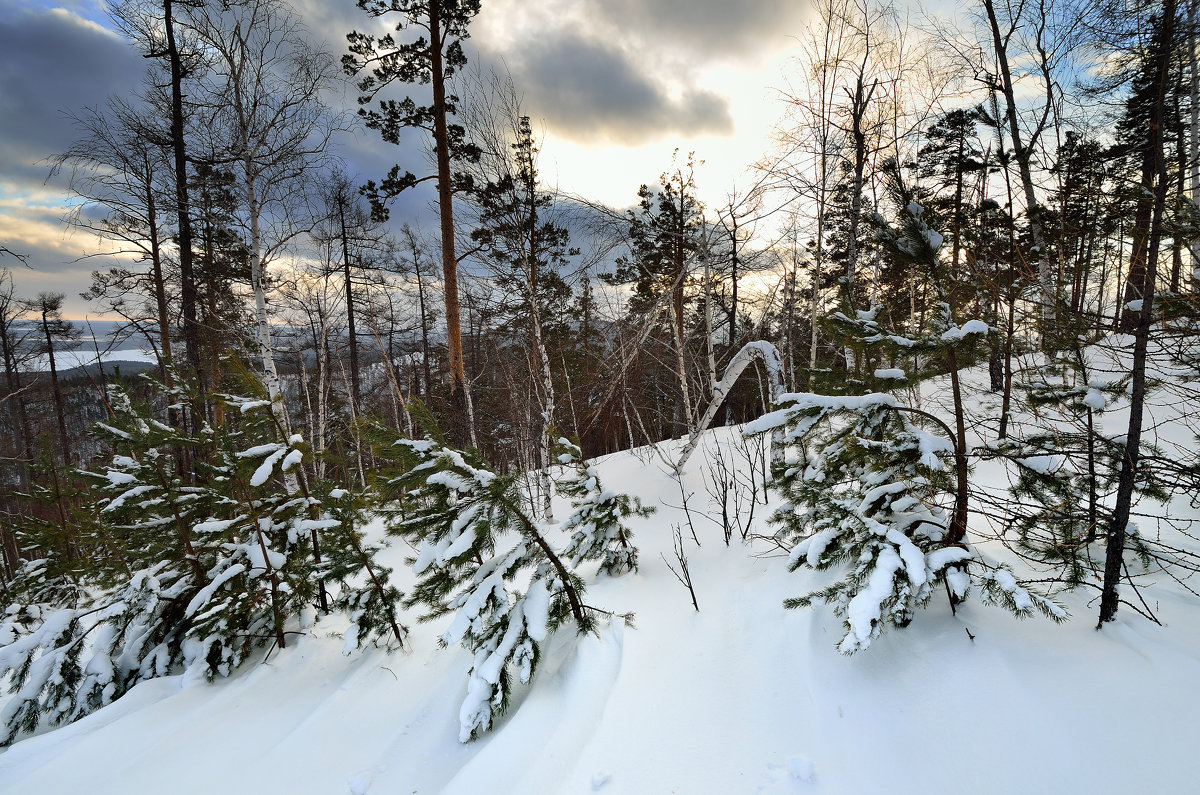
[473,0,808,210]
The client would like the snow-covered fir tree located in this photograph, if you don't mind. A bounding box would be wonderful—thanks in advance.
[375,424,636,741]
[751,165,1065,654]
[320,486,407,653]
[0,373,401,744]
[555,438,652,576]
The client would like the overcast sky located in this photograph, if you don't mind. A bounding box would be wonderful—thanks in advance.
[0,0,810,317]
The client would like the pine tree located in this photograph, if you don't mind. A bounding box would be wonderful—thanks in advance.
[345,0,483,448]
[754,163,1064,654]
[604,155,706,437]
[998,343,1152,589]
[319,485,407,653]
[1049,131,1113,318]
[469,113,574,513]
[0,372,401,744]
[371,418,641,740]
[915,107,987,324]
[554,439,652,576]
[1,376,213,744]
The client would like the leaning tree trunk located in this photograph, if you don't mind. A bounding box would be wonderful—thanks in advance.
[677,341,785,470]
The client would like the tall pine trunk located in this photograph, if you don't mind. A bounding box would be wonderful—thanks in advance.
[429,3,470,449]
[1099,0,1176,624]
[339,198,362,410]
[163,0,201,397]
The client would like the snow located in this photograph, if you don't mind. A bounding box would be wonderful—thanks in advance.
[1017,454,1067,475]
[939,319,989,342]
[245,540,286,573]
[522,580,552,644]
[914,428,954,469]
[96,423,132,440]
[841,545,904,652]
[4,346,1200,794]
[184,564,246,618]
[102,485,155,513]
[237,443,284,459]
[792,528,839,569]
[104,469,138,487]
[280,448,305,472]
[192,518,240,535]
[926,546,972,572]
[250,448,287,487]
[746,392,897,436]
[787,756,815,782]
[1082,388,1106,411]
[873,368,906,380]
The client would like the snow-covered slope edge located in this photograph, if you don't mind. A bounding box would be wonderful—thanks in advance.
[3,367,1200,794]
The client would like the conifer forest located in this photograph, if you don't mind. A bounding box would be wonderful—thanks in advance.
[1,0,1200,791]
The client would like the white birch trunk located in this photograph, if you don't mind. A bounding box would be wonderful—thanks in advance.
[704,254,717,400]
[465,373,479,450]
[669,299,697,436]
[530,291,555,521]
[336,356,366,488]
[298,341,317,478]
[244,158,299,495]
[677,340,785,470]
[315,315,328,480]
[809,251,820,377]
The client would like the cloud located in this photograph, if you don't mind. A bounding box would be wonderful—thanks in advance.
[468,0,807,146]
[582,0,809,58]
[0,7,146,189]
[0,0,801,313]
[0,6,149,314]
[480,30,732,145]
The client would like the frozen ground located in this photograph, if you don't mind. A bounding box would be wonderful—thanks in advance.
[3,342,1200,794]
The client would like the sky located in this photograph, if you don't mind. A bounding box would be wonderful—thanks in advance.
[0,0,813,318]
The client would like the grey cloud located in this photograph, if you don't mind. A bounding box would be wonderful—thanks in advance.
[584,0,808,59]
[0,8,146,190]
[0,7,147,314]
[497,32,733,145]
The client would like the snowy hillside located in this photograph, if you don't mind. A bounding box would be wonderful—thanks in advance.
[3,353,1200,795]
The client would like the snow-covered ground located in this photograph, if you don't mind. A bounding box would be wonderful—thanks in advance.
[21,320,159,374]
[26,346,159,373]
[3,344,1200,794]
